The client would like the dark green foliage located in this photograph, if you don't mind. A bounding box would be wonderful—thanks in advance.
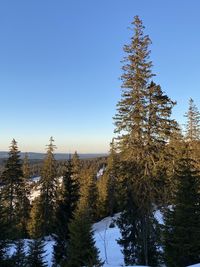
[23,153,31,179]
[11,239,26,267]
[53,159,80,266]
[28,197,44,238]
[29,137,58,238]
[0,240,11,267]
[0,255,13,267]
[117,199,140,265]
[97,140,119,218]
[26,239,47,267]
[117,210,160,266]
[17,154,31,238]
[0,194,10,266]
[163,146,200,267]
[116,163,161,266]
[0,139,24,238]
[66,209,103,267]
[71,151,81,183]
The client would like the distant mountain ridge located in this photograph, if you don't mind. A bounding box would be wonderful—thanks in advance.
[0,151,107,160]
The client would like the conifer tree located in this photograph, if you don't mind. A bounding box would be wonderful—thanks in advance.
[26,239,47,267]
[97,174,109,219]
[16,153,31,238]
[53,159,80,266]
[114,16,176,265]
[29,137,58,238]
[0,139,23,238]
[11,239,26,267]
[104,140,119,215]
[0,194,10,267]
[66,208,103,267]
[116,160,161,266]
[185,98,200,141]
[164,126,185,204]
[97,140,119,218]
[184,98,200,169]
[71,151,81,183]
[116,171,141,266]
[28,197,43,238]
[78,167,98,222]
[23,153,31,179]
[163,145,200,267]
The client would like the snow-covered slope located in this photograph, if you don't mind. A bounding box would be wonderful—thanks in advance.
[10,213,198,267]
[93,214,123,266]
[9,214,148,267]
[41,215,124,267]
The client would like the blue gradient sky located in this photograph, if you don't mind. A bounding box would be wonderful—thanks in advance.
[1,0,200,153]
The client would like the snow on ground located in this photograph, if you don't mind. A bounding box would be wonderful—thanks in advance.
[43,213,151,266]
[96,166,106,179]
[12,211,198,267]
[154,209,164,225]
[8,214,146,267]
[93,214,123,267]
[8,239,54,266]
[31,176,41,183]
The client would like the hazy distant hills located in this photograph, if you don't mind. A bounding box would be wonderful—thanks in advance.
[0,151,107,160]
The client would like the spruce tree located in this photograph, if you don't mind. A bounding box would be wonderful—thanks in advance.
[28,197,43,238]
[116,160,161,266]
[53,159,80,266]
[116,171,141,266]
[26,239,47,267]
[71,151,81,183]
[66,208,103,267]
[78,167,98,222]
[0,139,23,239]
[164,126,185,204]
[29,137,58,237]
[184,98,200,169]
[114,16,176,265]
[16,153,31,238]
[11,239,26,267]
[163,145,200,267]
[185,98,200,141]
[23,153,31,179]
[0,194,10,267]
[97,139,119,218]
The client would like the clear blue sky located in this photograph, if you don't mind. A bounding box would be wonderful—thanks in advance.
[0,0,200,153]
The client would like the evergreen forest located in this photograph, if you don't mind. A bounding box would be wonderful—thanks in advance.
[1,16,200,267]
